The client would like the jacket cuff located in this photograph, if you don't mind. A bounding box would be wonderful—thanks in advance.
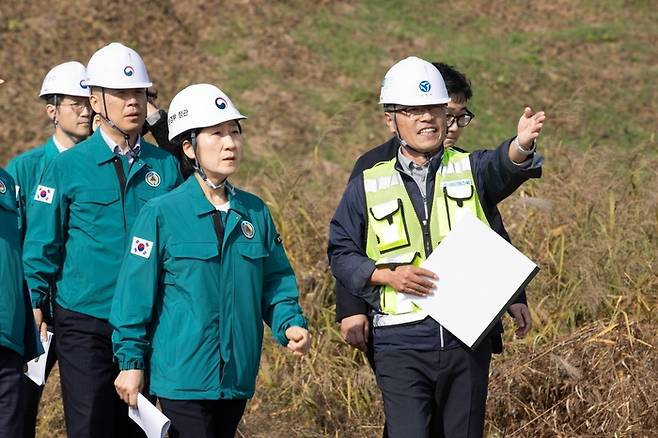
[145,109,165,127]
[275,314,308,346]
[30,290,45,309]
[118,358,145,370]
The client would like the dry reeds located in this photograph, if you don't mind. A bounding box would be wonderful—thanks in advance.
[487,317,657,437]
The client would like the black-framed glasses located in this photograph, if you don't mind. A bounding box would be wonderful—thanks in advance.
[392,104,447,120]
[446,109,475,128]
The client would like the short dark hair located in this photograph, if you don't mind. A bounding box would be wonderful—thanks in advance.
[170,129,200,179]
[432,62,472,102]
[42,94,63,105]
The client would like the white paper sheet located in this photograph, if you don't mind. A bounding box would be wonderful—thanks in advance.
[408,213,539,349]
[128,393,171,438]
[24,331,53,386]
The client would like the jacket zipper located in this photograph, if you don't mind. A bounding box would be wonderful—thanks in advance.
[419,181,445,350]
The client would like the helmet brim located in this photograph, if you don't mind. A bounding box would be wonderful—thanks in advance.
[82,80,153,89]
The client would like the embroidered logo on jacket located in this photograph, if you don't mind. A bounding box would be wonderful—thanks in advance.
[241,221,255,239]
[0,179,6,195]
[145,171,161,188]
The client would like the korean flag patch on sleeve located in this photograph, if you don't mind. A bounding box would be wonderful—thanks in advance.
[34,185,55,204]
[131,236,154,259]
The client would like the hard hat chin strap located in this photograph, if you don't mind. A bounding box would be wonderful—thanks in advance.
[190,130,228,190]
[100,87,138,156]
[393,112,431,163]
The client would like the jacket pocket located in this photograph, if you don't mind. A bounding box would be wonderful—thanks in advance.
[134,187,168,204]
[443,181,474,207]
[169,242,220,260]
[442,181,477,224]
[234,242,268,289]
[368,198,410,253]
[236,242,268,260]
[74,190,121,230]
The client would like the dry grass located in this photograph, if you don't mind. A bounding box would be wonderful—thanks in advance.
[487,318,658,437]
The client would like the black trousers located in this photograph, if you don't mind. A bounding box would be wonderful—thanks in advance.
[0,346,24,438]
[364,323,389,438]
[21,322,57,438]
[374,340,492,438]
[54,304,146,438]
[159,398,247,438]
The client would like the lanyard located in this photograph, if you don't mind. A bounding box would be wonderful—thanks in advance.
[112,156,127,195]
[210,210,225,258]
[112,157,128,231]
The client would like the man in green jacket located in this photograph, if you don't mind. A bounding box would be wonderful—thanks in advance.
[22,42,182,438]
[0,167,42,437]
[8,61,91,242]
[6,60,91,438]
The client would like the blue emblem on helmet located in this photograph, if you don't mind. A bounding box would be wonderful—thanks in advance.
[79,80,88,89]
[215,97,227,110]
[123,66,135,77]
[419,80,431,92]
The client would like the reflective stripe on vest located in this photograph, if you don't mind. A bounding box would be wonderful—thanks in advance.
[363,148,490,326]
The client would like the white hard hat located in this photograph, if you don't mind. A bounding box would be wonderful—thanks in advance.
[83,42,152,89]
[168,84,246,141]
[379,56,450,106]
[39,61,90,98]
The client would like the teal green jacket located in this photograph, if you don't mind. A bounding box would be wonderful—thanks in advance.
[0,168,42,360]
[23,129,183,319]
[110,177,307,400]
[6,137,59,243]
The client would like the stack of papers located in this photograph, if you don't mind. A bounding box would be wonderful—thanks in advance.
[25,331,53,385]
[408,213,539,349]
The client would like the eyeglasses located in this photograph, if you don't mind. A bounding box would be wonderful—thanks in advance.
[446,109,475,128]
[392,104,447,120]
[57,101,91,114]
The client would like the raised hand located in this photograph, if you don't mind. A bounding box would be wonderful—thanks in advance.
[516,106,546,148]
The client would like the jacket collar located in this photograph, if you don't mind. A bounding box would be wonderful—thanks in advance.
[186,176,244,218]
[86,129,119,165]
[43,137,60,161]
[394,145,444,176]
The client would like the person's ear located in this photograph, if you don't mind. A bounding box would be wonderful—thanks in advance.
[89,92,102,114]
[384,112,396,134]
[182,139,196,161]
[45,104,57,123]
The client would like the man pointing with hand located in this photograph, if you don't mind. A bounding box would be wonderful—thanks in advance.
[328,56,545,437]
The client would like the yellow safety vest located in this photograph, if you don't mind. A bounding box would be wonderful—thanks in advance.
[363,148,490,326]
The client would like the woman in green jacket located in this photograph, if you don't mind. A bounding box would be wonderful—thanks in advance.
[111,83,310,438]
